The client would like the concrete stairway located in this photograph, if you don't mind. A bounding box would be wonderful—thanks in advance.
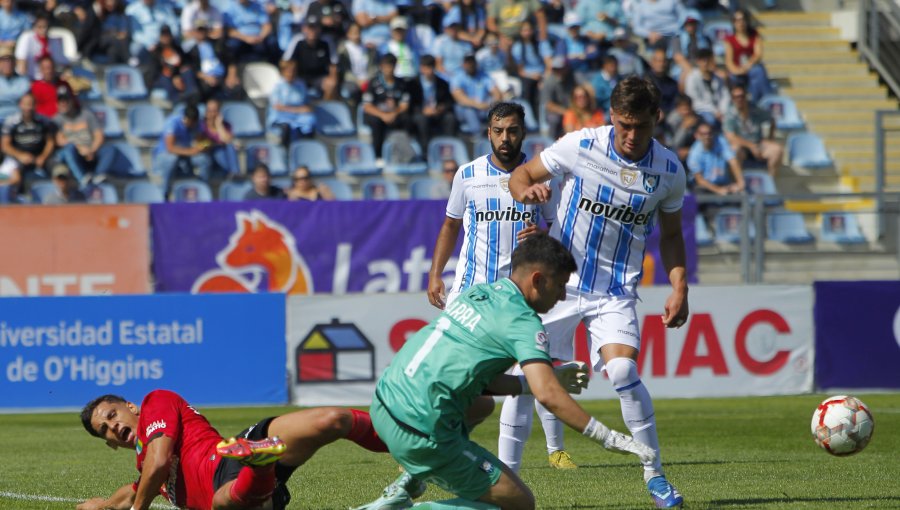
[758,11,900,194]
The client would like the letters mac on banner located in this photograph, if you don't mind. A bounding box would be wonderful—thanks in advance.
[0,205,149,296]
[151,200,697,294]
[0,293,286,409]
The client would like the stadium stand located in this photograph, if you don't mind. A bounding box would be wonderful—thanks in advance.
[336,140,381,177]
[218,180,253,202]
[29,181,56,204]
[246,143,289,176]
[362,178,400,200]
[104,65,148,103]
[126,103,166,147]
[787,132,833,169]
[766,210,814,244]
[427,137,469,174]
[221,102,265,139]
[314,101,357,138]
[319,178,353,201]
[171,179,214,203]
[288,140,334,177]
[714,208,756,244]
[124,181,165,204]
[820,212,867,245]
[382,135,428,177]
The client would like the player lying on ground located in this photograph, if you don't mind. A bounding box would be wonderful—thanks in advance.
[354,232,655,510]
[77,389,388,510]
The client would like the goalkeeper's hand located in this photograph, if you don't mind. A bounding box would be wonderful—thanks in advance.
[554,361,589,394]
[582,417,656,465]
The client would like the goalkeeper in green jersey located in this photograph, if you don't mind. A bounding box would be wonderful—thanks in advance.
[354,232,655,510]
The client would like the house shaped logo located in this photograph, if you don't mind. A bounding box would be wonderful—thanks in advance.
[295,319,375,383]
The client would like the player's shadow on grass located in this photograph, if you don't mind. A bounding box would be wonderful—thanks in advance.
[710,496,900,507]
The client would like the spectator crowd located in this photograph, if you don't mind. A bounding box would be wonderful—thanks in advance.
[0,0,782,204]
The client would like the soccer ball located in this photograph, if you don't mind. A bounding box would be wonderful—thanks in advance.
[810,395,875,456]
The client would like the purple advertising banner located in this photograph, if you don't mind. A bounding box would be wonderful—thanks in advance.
[151,198,697,295]
[814,281,900,389]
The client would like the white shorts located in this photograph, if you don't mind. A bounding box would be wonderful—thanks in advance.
[542,285,640,371]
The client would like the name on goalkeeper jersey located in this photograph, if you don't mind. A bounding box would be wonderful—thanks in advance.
[475,207,536,222]
[577,197,651,225]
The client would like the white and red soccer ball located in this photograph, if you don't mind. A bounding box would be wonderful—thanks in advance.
[811,395,875,456]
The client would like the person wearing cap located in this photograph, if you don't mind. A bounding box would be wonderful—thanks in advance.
[431,17,473,82]
[224,0,277,63]
[450,54,501,135]
[0,92,55,192]
[381,16,418,82]
[362,52,410,163]
[305,0,351,45]
[607,27,646,77]
[409,54,456,152]
[575,0,625,45]
[669,12,711,86]
[30,55,74,118]
[486,0,547,51]
[181,0,225,44]
[0,45,29,107]
[54,89,110,184]
[284,21,339,100]
[126,0,181,62]
[352,0,397,49]
[443,0,487,48]
[0,0,30,52]
[42,164,86,204]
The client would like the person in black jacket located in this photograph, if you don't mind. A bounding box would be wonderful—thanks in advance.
[409,54,456,153]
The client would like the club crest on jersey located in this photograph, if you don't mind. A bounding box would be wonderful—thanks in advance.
[499,176,510,193]
[620,168,638,187]
[643,173,660,193]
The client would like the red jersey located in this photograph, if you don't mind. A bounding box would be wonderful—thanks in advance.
[724,33,758,68]
[133,390,223,510]
[30,78,74,118]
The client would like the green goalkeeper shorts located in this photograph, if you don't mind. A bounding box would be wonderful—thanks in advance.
[371,397,503,500]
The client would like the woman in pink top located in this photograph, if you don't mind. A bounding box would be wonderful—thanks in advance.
[723,8,773,101]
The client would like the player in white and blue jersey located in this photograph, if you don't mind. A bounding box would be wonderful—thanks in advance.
[507,76,689,508]
[426,102,577,472]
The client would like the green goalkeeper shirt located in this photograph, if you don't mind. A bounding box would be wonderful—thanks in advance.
[375,278,552,443]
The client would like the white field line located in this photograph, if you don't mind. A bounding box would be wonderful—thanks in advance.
[0,491,174,508]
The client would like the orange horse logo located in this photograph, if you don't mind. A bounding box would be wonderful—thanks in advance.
[192,210,314,294]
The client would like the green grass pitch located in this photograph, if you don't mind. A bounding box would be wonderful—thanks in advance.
[0,394,897,509]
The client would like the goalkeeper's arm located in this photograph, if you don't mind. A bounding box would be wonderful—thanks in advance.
[521,361,657,465]
[483,360,588,396]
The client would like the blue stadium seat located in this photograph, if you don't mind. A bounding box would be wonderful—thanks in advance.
[288,139,335,176]
[336,140,381,176]
[787,133,832,169]
[103,142,148,177]
[703,21,733,57]
[383,135,428,176]
[695,215,715,247]
[356,103,371,138]
[820,212,867,244]
[523,136,553,158]
[714,208,755,243]
[511,98,540,132]
[766,210,814,244]
[427,136,470,173]
[218,180,253,201]
[83,182,119,204]
[412,23,436,55]
[409,176,451,199]
[71,66,102,102]
[362,178,400,200]
[319,177,353,200]
[742,169,782,206]
[758,95,805,131]
[89,104,124,140]
[127,103,166,144]
[124,180,165,203]
[314,101,356,137]
[30,181,56,204]
[221,102,264,138]
[473,139,492,159]
[246,142,288,176]
[171,179,213,202]
[105,65,148,101]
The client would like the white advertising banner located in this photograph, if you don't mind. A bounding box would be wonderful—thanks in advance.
[286,286,813,406]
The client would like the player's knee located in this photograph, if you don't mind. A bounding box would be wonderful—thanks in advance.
[605,357,639,388]
[313,407,353,438]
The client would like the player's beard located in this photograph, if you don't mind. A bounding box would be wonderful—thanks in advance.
[491,139,524,167]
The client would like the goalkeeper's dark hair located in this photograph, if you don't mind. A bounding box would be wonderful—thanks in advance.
[487,101,525,127]
[511,231,576,277]
[81,394,127,437]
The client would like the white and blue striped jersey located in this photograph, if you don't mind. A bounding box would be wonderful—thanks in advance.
[447,154,550,298]
[540,126,686,297]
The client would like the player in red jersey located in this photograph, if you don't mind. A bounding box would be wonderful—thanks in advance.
[76,389,388,510]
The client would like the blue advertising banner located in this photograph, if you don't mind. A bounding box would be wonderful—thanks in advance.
[814,281,900,389]
[0,293,286,409]
[150,199,697,296]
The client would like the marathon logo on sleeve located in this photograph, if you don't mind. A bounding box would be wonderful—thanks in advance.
[475,207,536,223]
[577,198,651,225]
[145,419,167,437]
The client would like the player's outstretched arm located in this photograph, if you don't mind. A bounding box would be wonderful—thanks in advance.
[131,435,175,510]
[484,361,588,395]
[509,157,552,204]
[76,483,135,510]
[523,361,656,465]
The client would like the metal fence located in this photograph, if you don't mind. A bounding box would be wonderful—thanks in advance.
[859,0,900,99]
